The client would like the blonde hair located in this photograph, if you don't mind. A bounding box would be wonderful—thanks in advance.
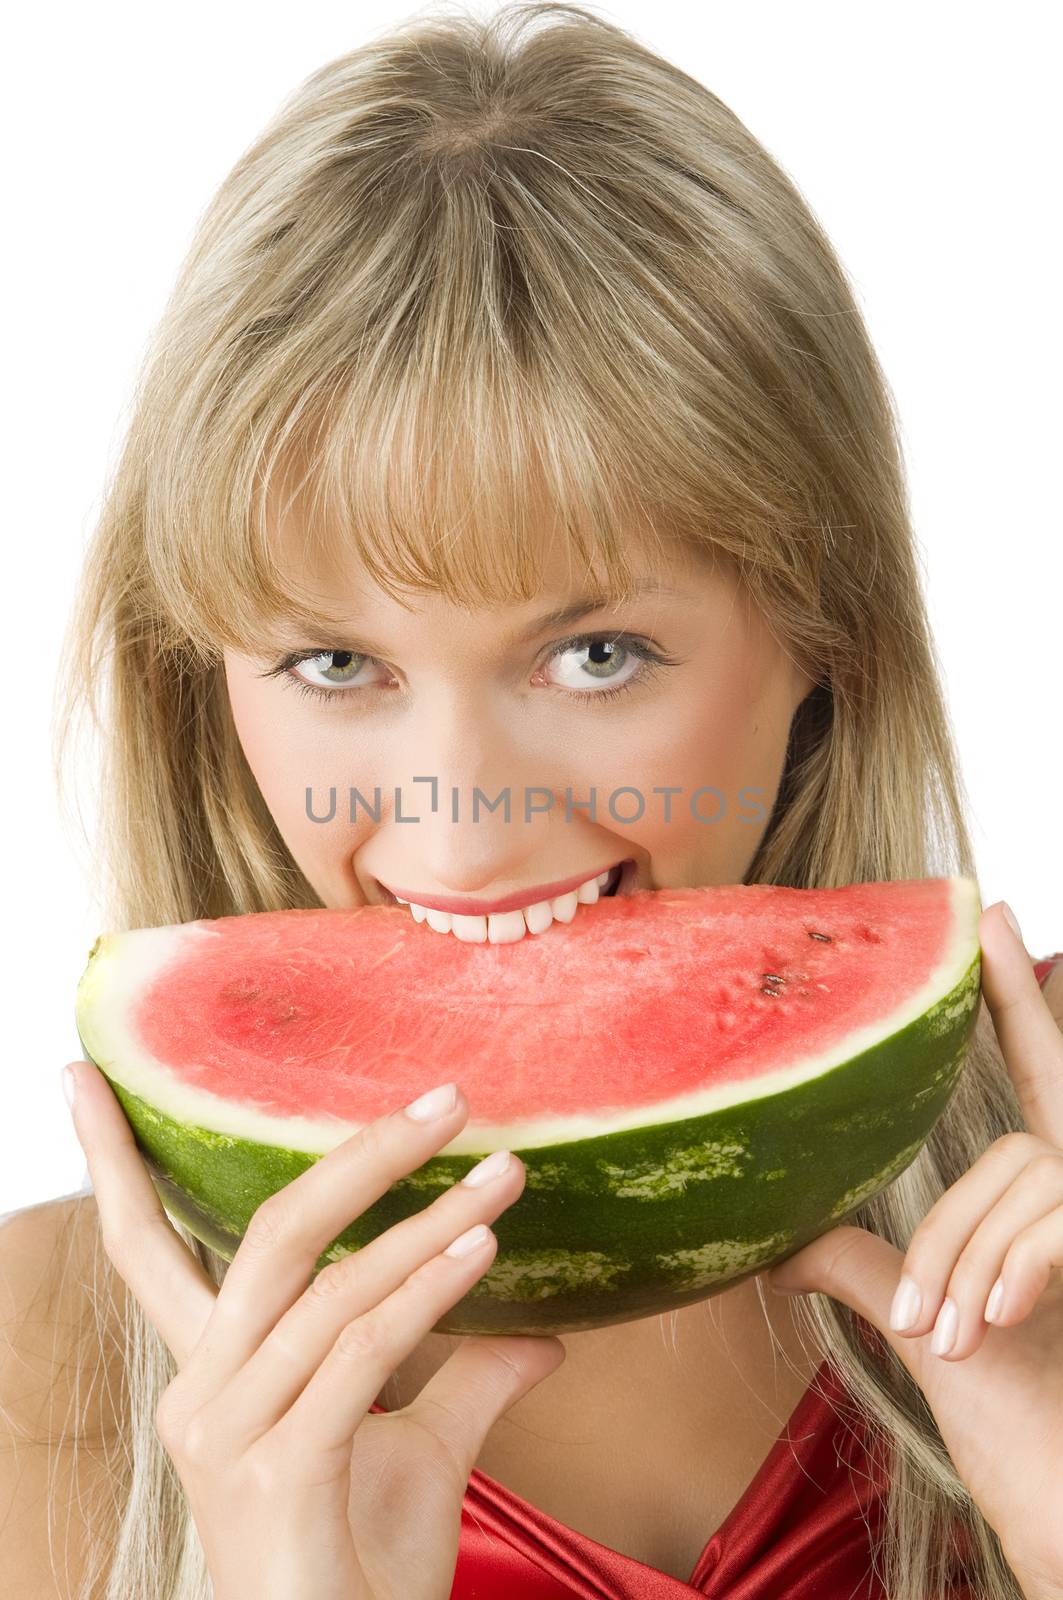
[47,4,1027,1595]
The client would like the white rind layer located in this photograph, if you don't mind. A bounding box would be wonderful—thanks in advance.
[75,877,982,1157]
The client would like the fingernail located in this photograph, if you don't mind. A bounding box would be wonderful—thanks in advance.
[1001,902,1023,946]
[930,1296,959,1356]
[461,1149,512,1187]
[889,1273,922,1331]
[404,1082,458,1121]
[444,1222,491,1258]
[985,1275,1005,1323]
[61,1065,77,1110]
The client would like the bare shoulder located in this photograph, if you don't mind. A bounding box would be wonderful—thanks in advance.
[0,1191,129,1446]
[0,1194,129,1596]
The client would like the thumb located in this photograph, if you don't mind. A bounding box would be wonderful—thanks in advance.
[402,1333,566,1474]
[766,1224,931,1383]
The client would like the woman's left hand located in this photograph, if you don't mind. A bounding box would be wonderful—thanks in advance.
[765,901,1063,1600]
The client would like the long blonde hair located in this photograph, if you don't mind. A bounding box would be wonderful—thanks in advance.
[47,5,1026,1595]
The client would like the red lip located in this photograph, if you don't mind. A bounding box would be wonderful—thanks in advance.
[378,860,629,916]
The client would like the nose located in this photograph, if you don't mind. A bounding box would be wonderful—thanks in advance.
[374,686,554,895]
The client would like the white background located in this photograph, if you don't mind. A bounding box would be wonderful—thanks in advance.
[3,2,1059,1217]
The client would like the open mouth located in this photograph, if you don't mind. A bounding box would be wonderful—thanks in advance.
[377,857,638,943]
[601,861,625,897]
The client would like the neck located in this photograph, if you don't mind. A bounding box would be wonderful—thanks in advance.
[380,1274,823,1447]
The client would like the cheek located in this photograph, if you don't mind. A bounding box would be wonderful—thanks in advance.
[224,667,374,898]
[579,660,792,868]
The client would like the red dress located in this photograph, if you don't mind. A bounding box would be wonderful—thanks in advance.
[370,951,1063,1600]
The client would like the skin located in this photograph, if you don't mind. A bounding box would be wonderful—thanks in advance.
[219,496,826,1576]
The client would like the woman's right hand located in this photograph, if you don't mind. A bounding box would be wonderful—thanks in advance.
[64,1061,566,1600]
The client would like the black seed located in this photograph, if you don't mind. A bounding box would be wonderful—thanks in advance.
[807,929,833,942]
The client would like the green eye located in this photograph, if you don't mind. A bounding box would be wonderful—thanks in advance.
[286,649,389,699]
[301,650,368,684]
[259,630,680,706]
[547,636,640,690]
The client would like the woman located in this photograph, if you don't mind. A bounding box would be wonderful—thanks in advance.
[8,5,1062,1597]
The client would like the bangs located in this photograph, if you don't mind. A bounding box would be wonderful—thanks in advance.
[279,370,681,622]
[143,356,714,662]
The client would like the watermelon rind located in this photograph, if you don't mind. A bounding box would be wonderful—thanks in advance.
[74,877,983,1335]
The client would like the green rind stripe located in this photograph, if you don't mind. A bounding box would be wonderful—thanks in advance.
[81,950,981,1336]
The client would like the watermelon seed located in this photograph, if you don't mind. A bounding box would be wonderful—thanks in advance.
[761,973,786,984]
[807,929,833,942]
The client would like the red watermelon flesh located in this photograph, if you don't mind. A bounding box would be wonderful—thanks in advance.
[74,876,982,1334]
[132,878,956,1130]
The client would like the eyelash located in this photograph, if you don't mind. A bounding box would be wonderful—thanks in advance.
[257,632,680,707]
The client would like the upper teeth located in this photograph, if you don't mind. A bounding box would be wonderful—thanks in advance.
[394,868,617,943]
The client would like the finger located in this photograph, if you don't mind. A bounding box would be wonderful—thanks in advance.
[65,1059,218,1364]
[931,1153,1063,1362]
[889,1133,1044,1342]
[401,1330,567,1482]
[769,1225,939,1392]
[269,1232,566,1471]
[268,1221,507,1464]
[214,1148,526,1447]
[986,1203,1063,1327]
[980,902,1063,1145]
[181,1084,473,1401]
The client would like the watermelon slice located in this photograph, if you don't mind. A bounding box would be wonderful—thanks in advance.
[74,876,982,1334]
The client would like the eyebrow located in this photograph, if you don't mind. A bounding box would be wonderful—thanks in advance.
[270,581,688,651]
